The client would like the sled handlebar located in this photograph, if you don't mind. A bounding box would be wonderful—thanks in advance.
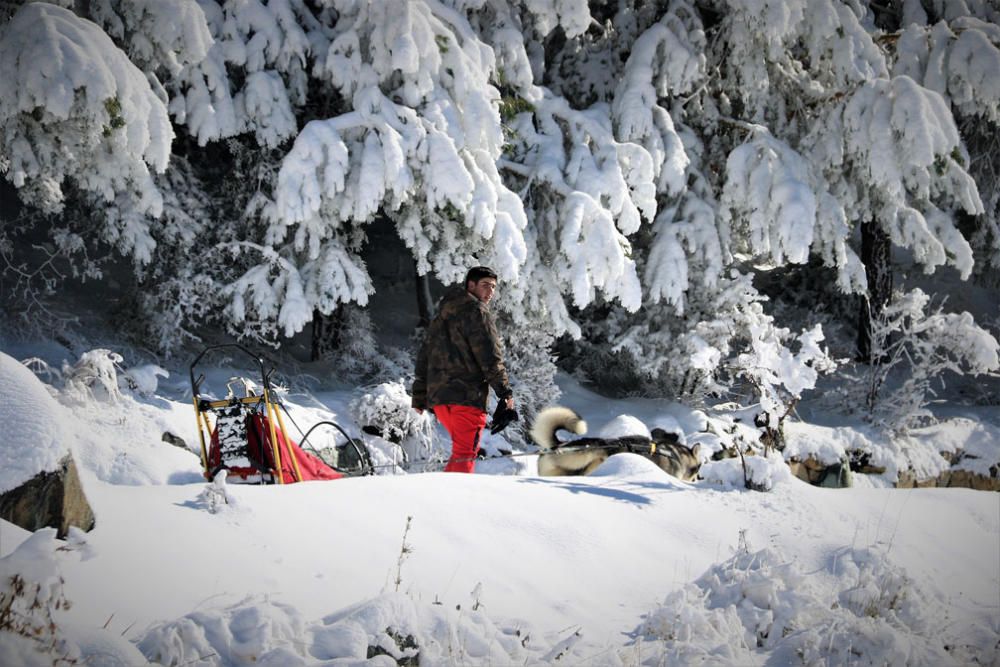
[189,343,269,398]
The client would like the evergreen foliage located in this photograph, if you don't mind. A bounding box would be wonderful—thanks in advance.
[1,0,998,419]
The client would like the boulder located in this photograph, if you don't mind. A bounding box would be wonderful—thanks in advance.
[896,466,1000,491]
[939,467,1000,491]
[0,453,94,538]
[894,471,940,489]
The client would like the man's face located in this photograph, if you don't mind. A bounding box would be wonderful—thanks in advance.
[468,277,498,304]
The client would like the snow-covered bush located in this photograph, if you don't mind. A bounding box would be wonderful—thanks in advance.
[0,529,76,665]
[119,363,168,398]
[137,591,597,665]
[732,321,838,447]
[62,349,125,404]
[54,348,169,404]
[567,269,838,413]
[350,380,438,472]
[350,381,426,445]
[858,288,999,432]
[643,543,968,666]
[559,274,756,400]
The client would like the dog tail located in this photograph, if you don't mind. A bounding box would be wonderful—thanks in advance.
[531,406,587,450]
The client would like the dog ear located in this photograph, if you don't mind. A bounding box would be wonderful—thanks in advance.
[689,443,701,458]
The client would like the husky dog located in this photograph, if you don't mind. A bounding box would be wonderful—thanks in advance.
[531,406,702,480]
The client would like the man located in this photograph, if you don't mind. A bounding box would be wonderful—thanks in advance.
[411,266,515,473]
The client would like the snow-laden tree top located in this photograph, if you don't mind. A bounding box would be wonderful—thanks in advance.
[1,0,998,383]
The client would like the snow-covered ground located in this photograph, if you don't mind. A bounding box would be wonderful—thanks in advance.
[0,347,997,666]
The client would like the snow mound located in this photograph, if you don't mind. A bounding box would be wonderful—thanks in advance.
[589,452,672,479]
[643,544,982,666]
[0,633,52,667]
[59,624,148,667]
[137,596,307,665]
[0,352,72,493]
[120,364,169,397]
[910,417,1000,477]
[0,528,119,666]
[137,591,597,665]
[700,453,795,491]
[598,414,651,439]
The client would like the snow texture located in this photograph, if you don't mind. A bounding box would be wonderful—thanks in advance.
[0,353,72,494]
[0,352,996,665]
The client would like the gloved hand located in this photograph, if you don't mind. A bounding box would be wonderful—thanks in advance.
[488,401,519,434]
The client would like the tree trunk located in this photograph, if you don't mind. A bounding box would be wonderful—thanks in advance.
[311,308,343,361]
[857,219,893,363]
[415,263,433,328]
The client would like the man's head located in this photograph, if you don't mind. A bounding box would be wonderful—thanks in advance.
[465,266,498,304]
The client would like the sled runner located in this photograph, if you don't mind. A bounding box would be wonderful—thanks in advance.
[190,344,373,484]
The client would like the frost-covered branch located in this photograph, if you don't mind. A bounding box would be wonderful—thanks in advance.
[269,0,529,301]
[611,0,703,195]
[720,129,867,292]
[862,288,1000,432]
[733,322,837,436]
[893,19,1000,125]
[806,75,983,279]
[502,88,659,316]
[223,240,372,342]
[0,3,172,262]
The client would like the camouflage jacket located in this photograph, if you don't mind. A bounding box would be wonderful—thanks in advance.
[411,286,512,413]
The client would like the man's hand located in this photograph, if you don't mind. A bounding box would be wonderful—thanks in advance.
[489,397,519,434]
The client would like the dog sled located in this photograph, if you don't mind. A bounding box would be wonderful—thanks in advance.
[190,344,374,484]
[189,346,697,482]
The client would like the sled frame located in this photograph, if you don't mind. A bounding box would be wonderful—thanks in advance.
[190,344,374,483]
[190,344,301,484]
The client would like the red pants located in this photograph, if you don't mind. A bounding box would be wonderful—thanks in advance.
[433,404,487,473]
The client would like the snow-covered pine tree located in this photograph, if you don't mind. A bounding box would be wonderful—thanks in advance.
[0,1,663,396]
[2,0,998,414]
[558,0,998,400]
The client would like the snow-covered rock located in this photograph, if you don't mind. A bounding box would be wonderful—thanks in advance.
[0,352,94,537]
